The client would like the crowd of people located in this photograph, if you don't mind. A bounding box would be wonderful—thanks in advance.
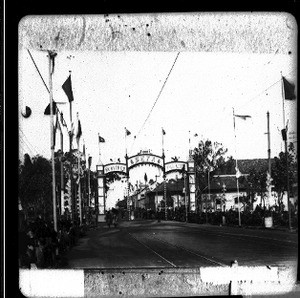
[19,204,297,269]
[128,205,298,228]
[18,215,86,269]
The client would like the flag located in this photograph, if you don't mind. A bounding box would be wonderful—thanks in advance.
[21,106,32,118]
[53,115,58,147]
[144,173,148,183]
[162,128,166,135]
[282,76,296,100]
[234,114,251,120]
[62,74,74,102]
[235,167,242,179]
[281,129,287,141]
[60,112,67,128]
[83,144,86,163]
[88,156,92,169]
[44,101,57,115]
[125,128,131,136]
[76,119,82,146]
[98,135,105,143]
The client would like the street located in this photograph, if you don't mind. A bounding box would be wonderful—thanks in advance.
[63,220,298,271]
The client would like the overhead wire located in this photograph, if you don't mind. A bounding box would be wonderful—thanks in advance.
[205,67,297,139]
[19,128,40,157]
[27,49,70,131]
[129,52,181,153]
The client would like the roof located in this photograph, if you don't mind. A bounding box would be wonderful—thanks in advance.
[149,179,185,194]
[236,158,273,174]
[210,175,247,191]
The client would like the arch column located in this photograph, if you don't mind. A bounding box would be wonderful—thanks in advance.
[187,156,196,212]
[96,161,106,222]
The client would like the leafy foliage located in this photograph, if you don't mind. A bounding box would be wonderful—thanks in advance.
[19,154,52,219]
[192,139,228,211]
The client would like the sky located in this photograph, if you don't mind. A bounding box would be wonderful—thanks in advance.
[18,15,297,208]
[19,50,297,163]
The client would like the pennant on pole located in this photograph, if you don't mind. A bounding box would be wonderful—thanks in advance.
[83,143,86,163]
[125,128,131,136]
[60,112,68,128]
[98,135,105,143]
[53,115,58,148]
[234,114,251,120]
[76,115,82,147]
[62,74,74,102]
[162,128,166,135]
[282,76,296,100]
[88,156,92,169]
[44,101,57,115]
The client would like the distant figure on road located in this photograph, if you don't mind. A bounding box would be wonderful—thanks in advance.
[105,211,113,228]
[112,214,118,228]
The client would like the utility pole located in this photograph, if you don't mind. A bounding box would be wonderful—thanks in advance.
[266,111,272,207]
[60,126,64,217]
[48,50,57,232]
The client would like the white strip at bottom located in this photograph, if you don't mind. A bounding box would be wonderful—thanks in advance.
[19,269,84,297]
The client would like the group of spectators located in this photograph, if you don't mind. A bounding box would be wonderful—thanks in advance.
[127,204,297,228]
[18,215,85,269]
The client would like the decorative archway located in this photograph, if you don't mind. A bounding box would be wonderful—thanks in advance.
[96,150,196,220]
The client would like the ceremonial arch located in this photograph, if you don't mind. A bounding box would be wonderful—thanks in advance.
[96,149,196,222]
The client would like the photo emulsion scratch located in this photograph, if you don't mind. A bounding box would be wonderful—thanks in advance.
[18,12,298,297]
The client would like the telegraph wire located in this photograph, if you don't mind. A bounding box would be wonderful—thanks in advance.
[206,68,297,138]
[129,52,180,153]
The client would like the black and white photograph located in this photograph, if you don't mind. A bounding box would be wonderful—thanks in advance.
[16,12,298,297]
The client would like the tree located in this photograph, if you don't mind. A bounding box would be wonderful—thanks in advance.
[19,154,52,220]
[192,139,228,212]
[246,167,267,209]
[271,148,297,210]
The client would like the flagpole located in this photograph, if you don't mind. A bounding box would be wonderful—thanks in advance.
[266,111,272,208]
[88,155,91,209]
[48,50,58,232]
[60,121,64,216]
[281,73,292,230]
[98,133,102,162]
[78,142,82,226]
[76,113,82,225]
[189,130,191,156]
[125,128,128,156]
[124,128,130,220]
[233,108,241,227]
[162,128,164,155]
